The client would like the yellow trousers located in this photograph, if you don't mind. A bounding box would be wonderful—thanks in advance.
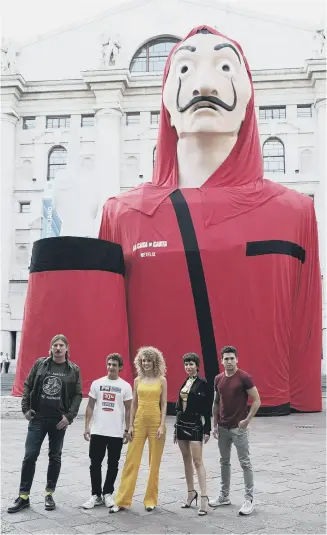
[116,411,166,508]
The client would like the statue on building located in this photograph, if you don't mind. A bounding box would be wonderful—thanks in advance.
[311,29,326,58]
[100,33,121,67]
[1,39,19,74]
[15,26,322,416]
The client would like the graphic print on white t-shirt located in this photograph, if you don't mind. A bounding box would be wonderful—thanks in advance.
[100,384,122,412]
[89,377,133,437]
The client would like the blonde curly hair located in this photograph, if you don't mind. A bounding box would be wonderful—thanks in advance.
[134,346,166,379]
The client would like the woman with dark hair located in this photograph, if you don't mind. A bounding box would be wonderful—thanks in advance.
[175,353,211,516]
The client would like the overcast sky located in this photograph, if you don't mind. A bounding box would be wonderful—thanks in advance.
[1,0,326,43]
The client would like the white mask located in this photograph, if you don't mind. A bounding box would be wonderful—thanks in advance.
[163,32,252,136]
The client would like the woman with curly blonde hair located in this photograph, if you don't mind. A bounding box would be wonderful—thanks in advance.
[110,347,167,513]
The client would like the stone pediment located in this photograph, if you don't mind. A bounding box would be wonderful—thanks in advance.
[12,0,322,82]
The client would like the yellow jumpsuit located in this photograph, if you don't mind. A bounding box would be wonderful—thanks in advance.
[115,380,166,508]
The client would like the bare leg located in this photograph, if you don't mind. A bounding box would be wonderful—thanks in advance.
[190,441,207,513]
[178,440,197,505]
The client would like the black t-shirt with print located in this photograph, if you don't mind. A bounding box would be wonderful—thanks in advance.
[38,361,68,418]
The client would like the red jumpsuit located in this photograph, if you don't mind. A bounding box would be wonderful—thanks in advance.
[99,25,322,414]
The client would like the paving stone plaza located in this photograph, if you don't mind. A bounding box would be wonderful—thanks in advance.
[0,396,326,535]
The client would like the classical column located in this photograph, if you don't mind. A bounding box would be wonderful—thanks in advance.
[315,98,326,374]
[94,108,123,218]
[1,112,18,354]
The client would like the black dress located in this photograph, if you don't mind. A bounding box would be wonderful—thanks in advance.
[175,376,211,442]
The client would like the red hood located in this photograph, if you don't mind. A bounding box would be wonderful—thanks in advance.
[111,25,285,224]
[153,24,262,188]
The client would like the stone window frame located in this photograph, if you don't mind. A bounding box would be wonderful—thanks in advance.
[262,137,285,173]
[47,145,67,181]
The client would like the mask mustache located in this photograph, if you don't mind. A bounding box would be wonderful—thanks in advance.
[176,77,237,113]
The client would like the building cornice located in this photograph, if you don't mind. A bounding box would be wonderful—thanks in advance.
[1,61,326,103]
[82,69,130,91]
[0,74,27,93]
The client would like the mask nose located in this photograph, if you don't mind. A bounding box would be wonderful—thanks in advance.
[193,87,218,97]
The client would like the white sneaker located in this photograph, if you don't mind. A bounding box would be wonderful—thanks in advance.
[209,495,231,507]
[103,494,115,508]
[239,499,254,515]
[82,495,103,509]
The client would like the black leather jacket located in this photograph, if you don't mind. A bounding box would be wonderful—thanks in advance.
[21,356,82,423]
[176,376,212,435]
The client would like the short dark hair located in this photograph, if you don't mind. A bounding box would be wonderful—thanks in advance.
[106,353,123,368]
[183,352,201,370]
[221,346,237,358]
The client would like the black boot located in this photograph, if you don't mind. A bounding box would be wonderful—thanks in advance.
[45,494,56,511]
[7,497,30,513]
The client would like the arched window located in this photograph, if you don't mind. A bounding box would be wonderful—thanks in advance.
[130,37,180,73]
[262,137,285,173]
[47,146,67,181]
[153,146,157,168]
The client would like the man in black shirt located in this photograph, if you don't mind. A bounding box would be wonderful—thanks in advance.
[7,334,82,513]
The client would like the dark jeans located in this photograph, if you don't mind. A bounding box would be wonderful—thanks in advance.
[89,434,123,496]
[19,417,66,494]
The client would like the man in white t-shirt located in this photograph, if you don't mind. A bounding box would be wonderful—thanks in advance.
[82,353,133,509]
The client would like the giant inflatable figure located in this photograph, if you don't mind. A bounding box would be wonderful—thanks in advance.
[14,26,322,415]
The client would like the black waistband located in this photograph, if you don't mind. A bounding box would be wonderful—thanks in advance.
[29,237,125,275]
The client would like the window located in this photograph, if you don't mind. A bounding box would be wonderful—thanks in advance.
[126,112,140,125]
[81,114,95,127]
[297,105,312,118]
[130,37,180,73]
[262,138,285,173]
[46,116,70,129]
[151,112,160,125]
[22,117,36,130]
[47,146,67,181]
[259,107,286,120]
[153,146,157,168]
[19,202,31,213]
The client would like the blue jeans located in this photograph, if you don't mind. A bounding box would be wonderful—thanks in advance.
[19,416,66,494]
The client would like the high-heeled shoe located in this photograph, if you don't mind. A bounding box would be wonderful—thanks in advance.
[198,495,209,516]
[109,505,124,513]
[181,489,198,508]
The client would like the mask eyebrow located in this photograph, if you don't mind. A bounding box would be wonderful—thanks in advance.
[174,45,196,56]
[214,43,241,64]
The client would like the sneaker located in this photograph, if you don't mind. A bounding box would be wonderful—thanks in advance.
[209,495,231,508]
[7,497,30,514]
[45,494,56,511]
[103,494,115,508]
[82,495,103,509]
[239,499,254,515]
